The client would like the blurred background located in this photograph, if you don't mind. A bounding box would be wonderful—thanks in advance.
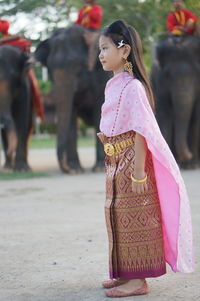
[0,0,199,177]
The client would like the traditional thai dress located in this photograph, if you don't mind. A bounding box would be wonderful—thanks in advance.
[97,72,194,279]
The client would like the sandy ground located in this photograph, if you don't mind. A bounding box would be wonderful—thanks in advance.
[0,147,200,301]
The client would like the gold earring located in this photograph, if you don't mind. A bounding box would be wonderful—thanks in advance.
[124,59,133,75]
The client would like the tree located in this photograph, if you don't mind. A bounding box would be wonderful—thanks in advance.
[0,0,199,38]
[0,0,199,63]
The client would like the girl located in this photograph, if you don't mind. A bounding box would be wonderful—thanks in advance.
[97,19,194,298]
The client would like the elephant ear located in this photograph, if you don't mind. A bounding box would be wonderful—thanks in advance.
[34,39,50,66]
[156,41,171,69]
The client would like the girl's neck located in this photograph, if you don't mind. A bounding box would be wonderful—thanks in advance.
[113,66,125,76]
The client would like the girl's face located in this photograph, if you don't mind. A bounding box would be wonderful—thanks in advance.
[99,35,130,75]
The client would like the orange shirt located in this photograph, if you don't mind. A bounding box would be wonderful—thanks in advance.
[0,19,10,37]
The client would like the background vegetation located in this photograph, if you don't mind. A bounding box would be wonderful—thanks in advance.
[0,0,199,39]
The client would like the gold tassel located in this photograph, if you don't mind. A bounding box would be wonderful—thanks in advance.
[124,59,133,75]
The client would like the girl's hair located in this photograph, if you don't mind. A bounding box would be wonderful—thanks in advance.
[102,19,155,112]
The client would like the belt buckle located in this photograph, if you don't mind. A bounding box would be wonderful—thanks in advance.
[104,143,115,156]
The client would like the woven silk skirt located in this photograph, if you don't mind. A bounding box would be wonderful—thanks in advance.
[99,130,166,279]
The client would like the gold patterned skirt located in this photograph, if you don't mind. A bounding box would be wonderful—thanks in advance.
[99,130,166,279]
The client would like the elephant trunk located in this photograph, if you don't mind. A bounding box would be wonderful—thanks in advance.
[0,80,14,129]
[52,69,77,170]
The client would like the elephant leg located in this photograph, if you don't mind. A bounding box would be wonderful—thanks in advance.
[156,91,173,151]
[14,118,32,172]
[172,92,193,164]
[13,79,32,171]
[90,73,106,172]
[6,128,18,169]
[1,128,14,169]
[93,114,105,172]
[185,101,200,169]
[65,110,83,174]
[93,134,105,172]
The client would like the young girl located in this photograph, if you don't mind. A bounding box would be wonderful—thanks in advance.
[97,19,194,298]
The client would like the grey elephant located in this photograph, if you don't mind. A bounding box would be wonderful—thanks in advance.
[0,45,33,171]
[35,25,110,173]
[151,35,200,168]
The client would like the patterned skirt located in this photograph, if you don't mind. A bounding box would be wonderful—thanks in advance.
[100,130,166,279]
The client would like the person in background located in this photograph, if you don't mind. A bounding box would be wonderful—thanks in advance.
[75,0,102,30]
[167,0,199,36]
[75,0,103,70]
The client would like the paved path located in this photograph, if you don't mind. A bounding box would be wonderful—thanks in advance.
[0,148,199,301]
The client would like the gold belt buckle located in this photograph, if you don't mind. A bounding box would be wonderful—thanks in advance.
[104,143,115,156]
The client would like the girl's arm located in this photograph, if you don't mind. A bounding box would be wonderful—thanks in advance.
[132,132,148,194]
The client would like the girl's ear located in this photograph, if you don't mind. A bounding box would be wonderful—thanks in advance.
[122,44,131,60]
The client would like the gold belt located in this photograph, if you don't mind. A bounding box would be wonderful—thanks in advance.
[104,137,134,156]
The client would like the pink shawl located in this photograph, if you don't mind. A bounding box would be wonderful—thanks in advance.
[99,71,194,273]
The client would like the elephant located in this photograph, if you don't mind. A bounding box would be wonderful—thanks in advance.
[151,35,200,169]
[34,25,110,173]
[0,45,33,171]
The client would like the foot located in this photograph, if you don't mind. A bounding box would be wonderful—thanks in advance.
[13,161,31,172]
[105,279,149,297]
[102,279,128,289]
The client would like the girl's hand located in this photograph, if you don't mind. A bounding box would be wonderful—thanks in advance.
[131,170,148,194]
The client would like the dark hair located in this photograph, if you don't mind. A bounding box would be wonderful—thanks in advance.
[102,19,155,112]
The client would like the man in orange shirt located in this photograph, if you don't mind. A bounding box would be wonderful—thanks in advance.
[75,0,103,70]
[167,0,199,36]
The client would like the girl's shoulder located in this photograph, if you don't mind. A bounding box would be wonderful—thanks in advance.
[124,78,149,107]
[126,78,145,95]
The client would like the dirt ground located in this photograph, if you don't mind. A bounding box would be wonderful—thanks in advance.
[0,147,199,301]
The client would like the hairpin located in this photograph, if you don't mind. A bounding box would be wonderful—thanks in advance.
[117,40,125,48]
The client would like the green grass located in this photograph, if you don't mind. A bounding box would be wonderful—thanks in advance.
[30,135,94,149]
[0,171,49,181]
[30,136,56,149]
[78,135,95,147]
[0,135,95,181]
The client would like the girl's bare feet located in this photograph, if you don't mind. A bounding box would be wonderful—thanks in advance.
[102,278,128,288]
[115,278,145,293]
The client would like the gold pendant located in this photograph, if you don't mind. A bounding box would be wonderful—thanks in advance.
[124,60,133,75]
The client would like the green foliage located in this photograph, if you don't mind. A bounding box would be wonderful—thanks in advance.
[98,0,199,41]
[1,0,198,58]
[0,0,199,67]
[1,0,199,35]
[38,80,52,94]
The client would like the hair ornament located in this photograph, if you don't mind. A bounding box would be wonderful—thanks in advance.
[117,40,126,48]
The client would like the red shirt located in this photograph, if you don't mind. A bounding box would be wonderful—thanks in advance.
[167,9,198,35]
[75,5,102,29]
[0,19,10,36]
[1,38,31,54]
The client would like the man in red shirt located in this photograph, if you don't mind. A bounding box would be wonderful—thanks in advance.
[75,0,103,70]
[0,19,31,53]
[167,0,199,36]
[75,0,102,30]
